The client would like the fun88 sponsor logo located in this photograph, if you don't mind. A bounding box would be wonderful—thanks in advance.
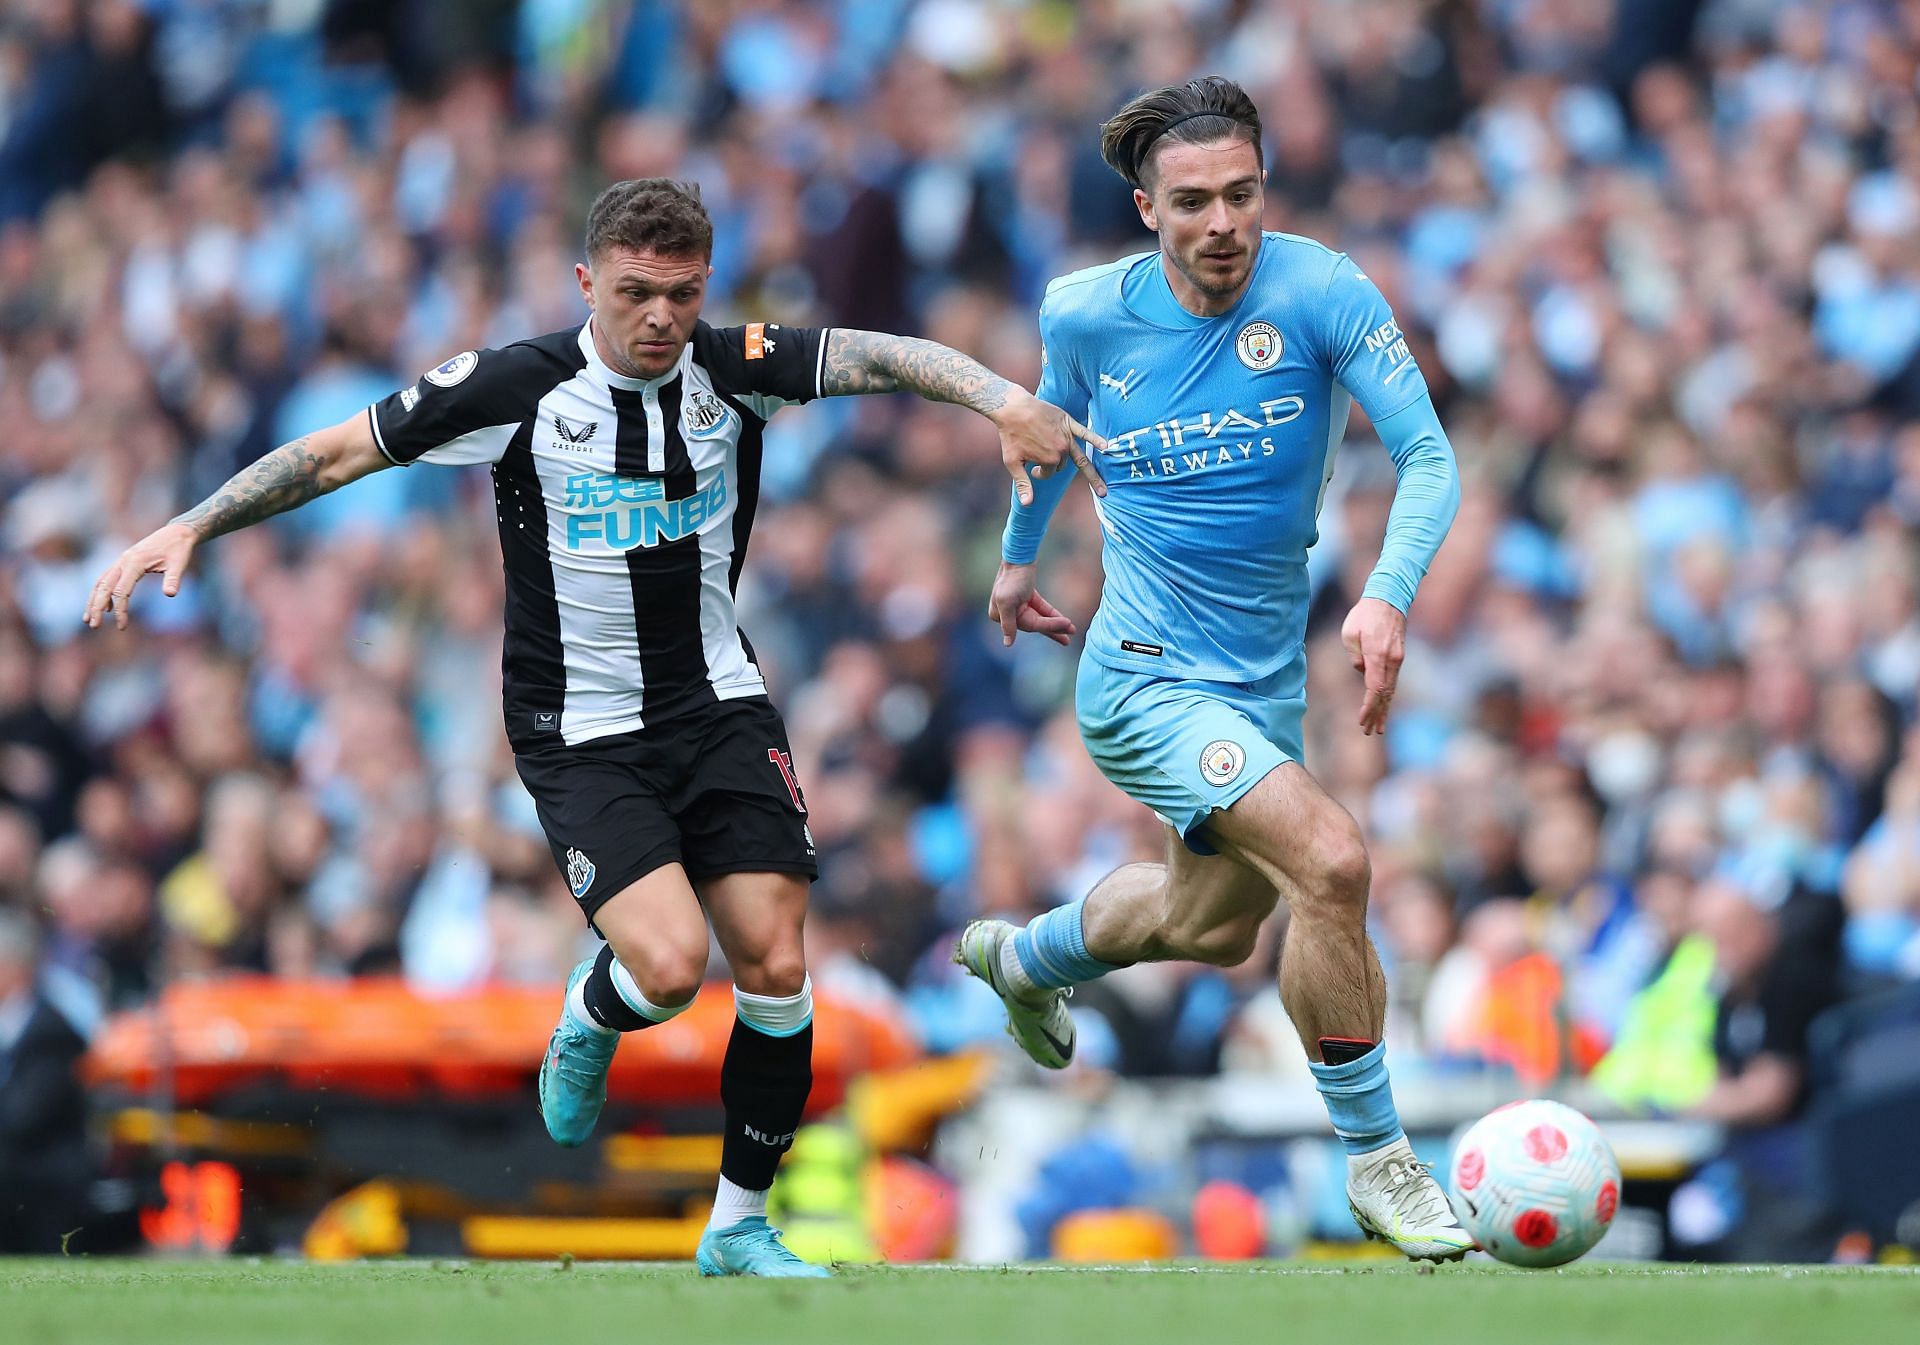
[564,470,728,549]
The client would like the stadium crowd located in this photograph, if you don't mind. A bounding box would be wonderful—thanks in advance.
[3,0,1920,1225]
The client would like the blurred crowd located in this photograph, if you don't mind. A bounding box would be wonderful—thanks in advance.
[3,0,1920,1184]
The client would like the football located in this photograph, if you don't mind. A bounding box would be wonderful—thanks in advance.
[1448,1099,1622,1267]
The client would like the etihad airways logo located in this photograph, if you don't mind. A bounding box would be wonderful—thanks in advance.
[1100,395,1309,482]
[563,469,727,549]
[1103,395,1307,456]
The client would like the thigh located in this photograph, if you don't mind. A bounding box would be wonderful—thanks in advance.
[673,697,819,883]
[1161,823,1281,937]
[1201,759,1362,895]
[698,870,811,996]
[515,739,681,925]
[1076,658,1296,857]
[593,861,711,983]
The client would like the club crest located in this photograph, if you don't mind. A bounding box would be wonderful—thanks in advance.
[565,847,596,899]
[1235,321,1283,371]
[683,388,736,439]
[1199,740,1246,787]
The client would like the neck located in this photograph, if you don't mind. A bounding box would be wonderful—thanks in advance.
[1160,248,1250,318]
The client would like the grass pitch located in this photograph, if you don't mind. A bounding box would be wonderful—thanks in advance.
[2,1259,1916,1345]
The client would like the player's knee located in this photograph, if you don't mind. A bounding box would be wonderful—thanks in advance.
[1302,830,1371,917]
[618,943,707,1008]
[731,944,807,998]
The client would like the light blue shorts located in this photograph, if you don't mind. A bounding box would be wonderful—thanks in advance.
[1075,649,1307,855]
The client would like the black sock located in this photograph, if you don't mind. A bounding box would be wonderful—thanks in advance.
[718,1017,814,1191]
[580,944,654,1033]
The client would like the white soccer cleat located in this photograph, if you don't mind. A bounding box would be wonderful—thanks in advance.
[1346,1136,1477,1262]
[953,919,1075,1069]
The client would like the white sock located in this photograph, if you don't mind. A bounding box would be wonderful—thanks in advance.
[612,959,687,1024]
[566,975,615,1035]
[707,1175,768,1231]
[733,977,813,1035]
[998,935,1041,997]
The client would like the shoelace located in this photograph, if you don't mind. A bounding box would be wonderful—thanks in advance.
[549,1024,615,1083]
[734,1224,808,1264]
[1377,1155,1456,1226]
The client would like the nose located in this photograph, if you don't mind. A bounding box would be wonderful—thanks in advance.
[1206,199,1235,237]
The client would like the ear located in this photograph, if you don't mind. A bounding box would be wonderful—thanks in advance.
[1134,186,1157,233]
[576,261,594,311]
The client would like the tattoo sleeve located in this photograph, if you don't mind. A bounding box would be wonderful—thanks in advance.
[171,436,331,540]
[820,329,1015,416]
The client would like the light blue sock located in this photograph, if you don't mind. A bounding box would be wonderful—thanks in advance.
[1307,1041,1406,1155]
[1012,899,1121,990]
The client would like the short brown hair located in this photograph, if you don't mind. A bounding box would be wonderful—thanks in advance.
[584,178,714,263]
[1099,76,1264,189]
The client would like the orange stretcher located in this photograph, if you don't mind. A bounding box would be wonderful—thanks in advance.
[85,978,919,1109]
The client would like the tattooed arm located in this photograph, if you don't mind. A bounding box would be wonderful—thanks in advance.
[820,329,1109,504]
[85,413,390,629]
[820,329,1020,415]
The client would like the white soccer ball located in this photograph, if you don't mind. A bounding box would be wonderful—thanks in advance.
[1448,1099,1621,1267]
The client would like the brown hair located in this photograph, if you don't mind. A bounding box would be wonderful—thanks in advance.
[583,178,714,262]
[1099,76,1264,190]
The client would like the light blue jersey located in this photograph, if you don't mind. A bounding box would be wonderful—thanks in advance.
[1007,232,1459,846]
[1007,231,1457,683]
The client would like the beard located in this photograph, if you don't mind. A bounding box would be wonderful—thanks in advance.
[1171,244,1252,299]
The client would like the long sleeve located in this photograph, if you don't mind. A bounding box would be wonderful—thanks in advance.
[1360,393,1460,614]
[1001,293,1092,565]
[1002,467,1078,564]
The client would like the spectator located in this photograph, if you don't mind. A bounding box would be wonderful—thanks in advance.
[0,906,91,1253]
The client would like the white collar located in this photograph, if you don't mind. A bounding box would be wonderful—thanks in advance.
[579,319,687,391]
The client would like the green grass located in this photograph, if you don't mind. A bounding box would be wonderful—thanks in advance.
[2,1259,1916,1345]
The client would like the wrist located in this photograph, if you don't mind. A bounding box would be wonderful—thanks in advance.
[1359,579,1411,615]
[985,382,1029,425]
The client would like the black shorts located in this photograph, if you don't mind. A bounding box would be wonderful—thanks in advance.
[514,696,817,923]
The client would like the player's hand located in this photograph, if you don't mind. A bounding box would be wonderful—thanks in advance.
[988,562,1077,647]
[84,522,200,631]
[990,386,1107,505]
[1341,597,1406,736]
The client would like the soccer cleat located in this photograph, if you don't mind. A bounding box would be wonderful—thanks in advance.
[695,1216,831,1278]
[953,919,1075,1069]
[538,957,620,1147]
[1346,1136,1477,1262]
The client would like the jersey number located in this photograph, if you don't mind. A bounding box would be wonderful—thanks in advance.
[767,748,806,813]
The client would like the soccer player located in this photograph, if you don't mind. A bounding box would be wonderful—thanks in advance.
[84,178,1101,1278]
[954,78,1472,1260]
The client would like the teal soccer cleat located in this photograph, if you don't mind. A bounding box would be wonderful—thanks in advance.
[695,1217,831,1278]
[538,958,620,1147]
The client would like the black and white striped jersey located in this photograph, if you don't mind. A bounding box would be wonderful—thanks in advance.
[365,318,829,751]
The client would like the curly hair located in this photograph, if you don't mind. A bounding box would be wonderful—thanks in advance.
[583,178,714,262]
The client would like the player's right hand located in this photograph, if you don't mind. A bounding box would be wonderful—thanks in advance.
[988,561,1076,647]
[991,387,1107,505]
[85,522,200,630]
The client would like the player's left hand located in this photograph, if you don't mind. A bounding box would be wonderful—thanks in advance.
[988,562,1077,647]
[1341,597,1406,737]
[991,387,1107,505]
